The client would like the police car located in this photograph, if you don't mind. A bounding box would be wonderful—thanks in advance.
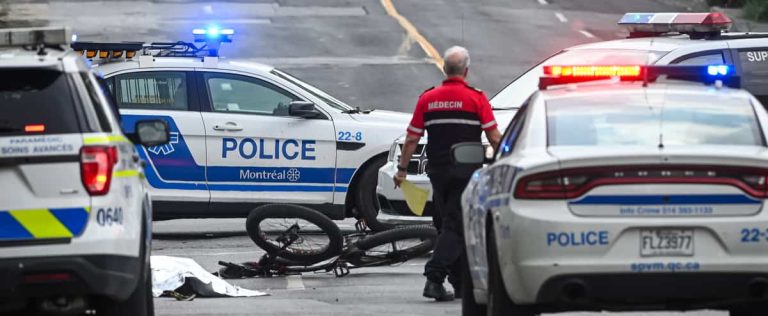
[0,27,169,315]
[376,11,768,228]
[455,64,768,316]
[74,28,411,222]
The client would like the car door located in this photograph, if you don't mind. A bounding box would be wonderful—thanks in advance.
[198,71,337,210]
[727,39,768,106]
[107,70,210,207]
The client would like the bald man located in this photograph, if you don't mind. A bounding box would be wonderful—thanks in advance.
[395,46,501,301]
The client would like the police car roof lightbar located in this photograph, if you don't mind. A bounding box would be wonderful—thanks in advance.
[192,27,234,57]
[538,64,739,90]
[618,12,732,38]
[0,27,72,49]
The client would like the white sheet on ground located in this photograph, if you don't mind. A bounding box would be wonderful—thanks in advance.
[151,255,268,298]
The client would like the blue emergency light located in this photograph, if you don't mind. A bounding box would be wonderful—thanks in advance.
[192,27,234,57]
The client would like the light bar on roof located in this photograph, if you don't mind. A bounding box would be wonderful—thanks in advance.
[618,12,732,35]
[0,27,72,47]
[544,65,642,77]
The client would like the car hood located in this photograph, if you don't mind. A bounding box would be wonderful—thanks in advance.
[347,109,411,126]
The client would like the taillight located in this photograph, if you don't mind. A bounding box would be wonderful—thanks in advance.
[80,146,117,196]
[515,173,591,199]
[514,166,768,200]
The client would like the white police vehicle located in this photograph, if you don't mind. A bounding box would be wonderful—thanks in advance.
[455,64,768,316]
[74,28,411,222]
[377,11,768,229]
[0,27,169,315]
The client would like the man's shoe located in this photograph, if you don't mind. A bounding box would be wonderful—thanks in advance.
[423,280,455,301]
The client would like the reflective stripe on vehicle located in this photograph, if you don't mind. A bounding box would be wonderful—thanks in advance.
[0,207,90,240]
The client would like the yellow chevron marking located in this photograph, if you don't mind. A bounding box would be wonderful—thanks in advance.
[83,135,130,145]
[10,209,72,238]
[114,170,140,178]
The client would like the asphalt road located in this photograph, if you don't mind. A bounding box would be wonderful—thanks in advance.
[0,0,740,315]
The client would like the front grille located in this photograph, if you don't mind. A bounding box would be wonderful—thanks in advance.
[397,144,427,175]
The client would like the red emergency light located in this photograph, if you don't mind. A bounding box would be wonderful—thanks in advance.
[543,65,642,78]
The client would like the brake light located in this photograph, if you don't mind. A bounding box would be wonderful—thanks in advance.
[80,146,117,196]
[24,124,45,133]
[515,166,768,200]
[543,65,641,78]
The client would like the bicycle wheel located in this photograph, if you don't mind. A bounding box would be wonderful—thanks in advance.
[346,225,437,267]
[246,204,343,265]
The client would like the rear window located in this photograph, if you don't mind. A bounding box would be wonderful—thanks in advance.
[547,96,763,147]
[0,69,81,136]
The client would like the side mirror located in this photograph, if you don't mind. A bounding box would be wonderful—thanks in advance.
[451,142,487,165]
[135,120,170,147]
[289,101,322,119]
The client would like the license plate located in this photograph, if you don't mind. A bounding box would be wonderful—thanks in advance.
[640,229,694,257]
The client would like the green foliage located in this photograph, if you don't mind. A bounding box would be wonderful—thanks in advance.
[744,0,768,21]
[708,0,746,7]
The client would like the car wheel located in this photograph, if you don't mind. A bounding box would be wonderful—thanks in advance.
[354,156,393,232]
[462,257,486,316]
[487,224,536,316]
[96,214,154,316]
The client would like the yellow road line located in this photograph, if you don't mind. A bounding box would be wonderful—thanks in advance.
[381,0,445,73]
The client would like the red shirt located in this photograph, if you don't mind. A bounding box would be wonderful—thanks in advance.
[407,77,497,167]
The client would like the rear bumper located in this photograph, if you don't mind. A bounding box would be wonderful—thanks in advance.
[0,255,140,302]
[538,273,768,310]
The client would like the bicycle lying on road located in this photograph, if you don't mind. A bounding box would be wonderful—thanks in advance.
[217,204,437,278]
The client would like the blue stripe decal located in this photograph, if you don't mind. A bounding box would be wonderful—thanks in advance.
[0,212,32,240]
[50,208,89,236]
[125,114,355,193]
[570,194,761,205]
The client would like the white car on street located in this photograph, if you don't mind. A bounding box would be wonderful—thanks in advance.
[74,28,411,223]
[456,64,768,316]
[0,27,168,315]
[376,11,768,229]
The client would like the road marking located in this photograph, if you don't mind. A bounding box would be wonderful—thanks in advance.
[579,30,596,39]
[537,0,549,5]
[555,12,567,23]
[286,275,306,290]
[380,0,444,73]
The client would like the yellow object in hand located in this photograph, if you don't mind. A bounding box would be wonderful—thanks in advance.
[400,180,430,216]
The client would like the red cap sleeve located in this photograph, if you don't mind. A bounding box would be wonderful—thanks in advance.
[477,92,498,131]
[407,98,426,136]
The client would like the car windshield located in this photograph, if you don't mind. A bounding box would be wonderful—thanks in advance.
[491,49,668,110]
[0,69,80,136]
[272,69,354,112]
[546,93,764,147]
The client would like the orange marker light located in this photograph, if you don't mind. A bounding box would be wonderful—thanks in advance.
[98,51,109,58]
[85,51,97,58]
[24,124,45,133]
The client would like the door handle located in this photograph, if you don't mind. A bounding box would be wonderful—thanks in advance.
[213,122,243,131]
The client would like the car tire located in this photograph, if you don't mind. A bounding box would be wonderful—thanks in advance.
[729,303,768,316]
[462,257,486,316]
[96,213,154,316]
[487,224,536,316]
[354,156,393,232]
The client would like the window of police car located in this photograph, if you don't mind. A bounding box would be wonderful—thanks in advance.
[497,99,530,158]
[203,73,298,116]
[80,72,112,132]
[738,48,768,105]
[113,71,189,110]
[547,97,763,146]
[0,69,82,136]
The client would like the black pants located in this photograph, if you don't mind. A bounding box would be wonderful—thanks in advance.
[424,167,471,287]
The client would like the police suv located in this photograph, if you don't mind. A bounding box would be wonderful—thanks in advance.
[455,64,768,316]
[74,29,411,222]
[377,12,768,228]
[0,27,169,315]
